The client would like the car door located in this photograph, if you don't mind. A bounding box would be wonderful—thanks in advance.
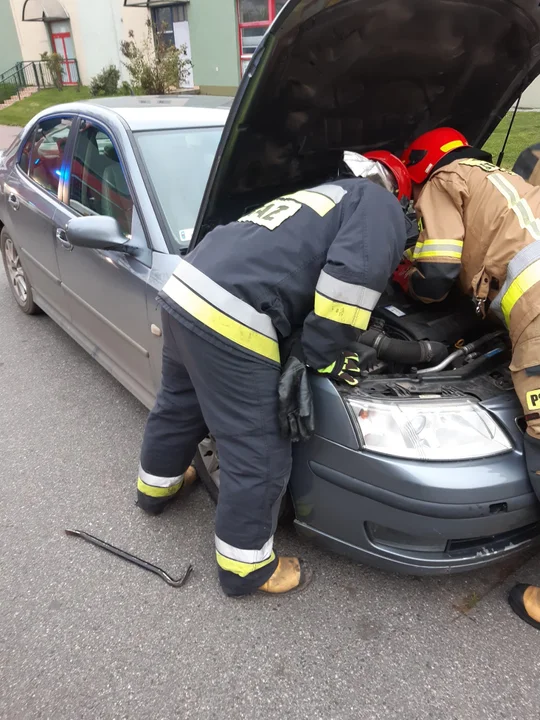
[3,116,73,318]
[53,117,155,407]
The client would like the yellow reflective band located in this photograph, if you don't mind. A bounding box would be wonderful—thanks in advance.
[526,390,540,410]
[216,551,276,578]
[166,280,280,363]
[440,139,465,152]
[415,250,463,260]
[500,258,540,326]
[488,174,540,240]
[421,239,464,248]
[318,361,337,374]
[283,190,335,216]
[404,247,414,261]
[137,477,183,498]
[314,292,371,330]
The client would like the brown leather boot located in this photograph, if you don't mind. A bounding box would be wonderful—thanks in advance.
[508,584,540,629]
[183,464,198,487]
[258,557,313,595]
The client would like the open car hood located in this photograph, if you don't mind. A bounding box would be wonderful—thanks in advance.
[192,0,540,243]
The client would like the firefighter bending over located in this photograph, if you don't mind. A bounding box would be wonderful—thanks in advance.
[397,127,540,630]
[137,154,410,597]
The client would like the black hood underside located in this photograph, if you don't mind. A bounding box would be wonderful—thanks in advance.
[194,0,540,241]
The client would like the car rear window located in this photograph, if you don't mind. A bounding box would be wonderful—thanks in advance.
[135,127,222,251]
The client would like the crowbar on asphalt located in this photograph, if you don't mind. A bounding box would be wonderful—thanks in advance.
[65,529,193,588]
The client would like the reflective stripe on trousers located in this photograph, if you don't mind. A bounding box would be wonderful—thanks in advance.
[161,259,280,364]
[137,465,184,498]
[313,268,381,331]
[215,535,275,578]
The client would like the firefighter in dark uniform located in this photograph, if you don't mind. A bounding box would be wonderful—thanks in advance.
[398,128,540,629]
[137,156,410,597]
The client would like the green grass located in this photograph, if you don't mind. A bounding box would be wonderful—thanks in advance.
[0,86,92,126]
[483,112,540,169]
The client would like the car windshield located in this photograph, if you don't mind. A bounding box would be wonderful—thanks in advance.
[135,126,223,251]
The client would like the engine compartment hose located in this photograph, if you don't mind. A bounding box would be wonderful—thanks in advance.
[417,330,505,375]
[359,329,448,366]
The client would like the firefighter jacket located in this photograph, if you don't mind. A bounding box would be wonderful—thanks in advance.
[408,158,540,344]
[159,178,407,370]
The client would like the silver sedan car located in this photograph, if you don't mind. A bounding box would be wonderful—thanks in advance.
[0,96,229,409]
[3,0,540,577]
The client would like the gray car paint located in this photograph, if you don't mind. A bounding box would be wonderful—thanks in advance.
[1,96,539,576]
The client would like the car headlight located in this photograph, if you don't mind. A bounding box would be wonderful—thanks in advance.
[347,397,512,461]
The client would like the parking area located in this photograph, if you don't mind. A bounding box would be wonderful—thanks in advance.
[2,251,540,719]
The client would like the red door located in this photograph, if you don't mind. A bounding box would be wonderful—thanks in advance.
[51,31,78,85]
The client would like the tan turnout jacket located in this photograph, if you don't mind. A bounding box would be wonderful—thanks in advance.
[408,158,540,346]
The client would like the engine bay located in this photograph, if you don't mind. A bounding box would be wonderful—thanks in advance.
[349,284,513,402]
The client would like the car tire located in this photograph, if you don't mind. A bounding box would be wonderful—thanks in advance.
[1,229,41,315]
[194,436,294,524]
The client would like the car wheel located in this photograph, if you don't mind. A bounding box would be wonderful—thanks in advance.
[1,229,40,315]
[194,436,294,524]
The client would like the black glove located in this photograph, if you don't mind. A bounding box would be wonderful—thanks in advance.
[278,339,315,443]
[317,351,361,386]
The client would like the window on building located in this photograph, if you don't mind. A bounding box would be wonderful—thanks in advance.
[152,3,187,47]
[69,122,133,237]
[237,0,283,75]
[28,118,72,196]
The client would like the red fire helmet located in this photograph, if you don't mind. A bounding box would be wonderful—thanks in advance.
[363,150,412,204]
[401,128,470,185]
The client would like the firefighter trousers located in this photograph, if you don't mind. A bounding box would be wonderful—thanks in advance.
[510,315,540,499]
[138,308,292,596]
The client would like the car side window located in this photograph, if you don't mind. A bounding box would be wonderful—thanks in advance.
[69,121,134,237]
[28,118,72,196]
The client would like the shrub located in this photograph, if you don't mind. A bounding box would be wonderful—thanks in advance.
[40,52,64,90]
[119,81,134,96]
[90,65,121,97]
[120,19,192,95]
[0,83,18,104]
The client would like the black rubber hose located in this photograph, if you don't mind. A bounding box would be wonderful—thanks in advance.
[359,329,448,366]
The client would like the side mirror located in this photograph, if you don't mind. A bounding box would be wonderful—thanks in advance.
[66,215,130,252]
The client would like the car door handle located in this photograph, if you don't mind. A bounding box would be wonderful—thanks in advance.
[56,228,73,250]
[8,193,19,211]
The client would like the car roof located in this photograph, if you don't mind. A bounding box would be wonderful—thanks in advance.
[40,95,232,131]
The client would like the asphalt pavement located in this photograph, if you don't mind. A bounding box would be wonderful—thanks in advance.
[2,125,540,718]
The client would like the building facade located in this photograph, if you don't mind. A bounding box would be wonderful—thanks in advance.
[5,0,284,95]
[0,0,23,73]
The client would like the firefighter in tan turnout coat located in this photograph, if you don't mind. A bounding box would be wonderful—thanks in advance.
[397,127,540,630]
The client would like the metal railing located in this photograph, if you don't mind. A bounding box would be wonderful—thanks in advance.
[0,59,81,103]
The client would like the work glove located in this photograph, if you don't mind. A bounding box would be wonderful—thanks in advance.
[278,339,315,443]
[317,351,361,386]
[392,257,413,294]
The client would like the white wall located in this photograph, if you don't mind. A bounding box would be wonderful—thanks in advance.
[522,76,540,109]
[10,0,51,62]
[9,0,151,86]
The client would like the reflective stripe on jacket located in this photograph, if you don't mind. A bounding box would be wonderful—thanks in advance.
[410,158,540,343]
[160,178,407,369]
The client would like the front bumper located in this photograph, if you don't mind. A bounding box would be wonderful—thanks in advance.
[288,378,540,575]
[289,443,540,574]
